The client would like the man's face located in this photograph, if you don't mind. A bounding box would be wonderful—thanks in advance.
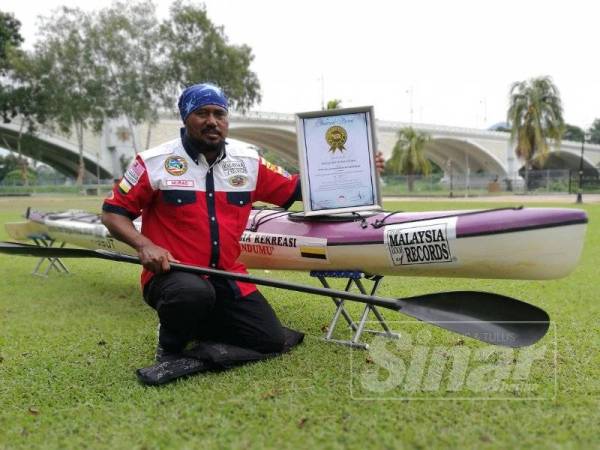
[184,105,229,147]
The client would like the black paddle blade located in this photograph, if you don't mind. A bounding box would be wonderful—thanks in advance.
[0,242,550,348]
[0,242,99,258]
[397,291,550,347]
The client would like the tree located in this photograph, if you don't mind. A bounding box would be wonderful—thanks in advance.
[0,152,26,182]
[0,11,24,122]
[35,7,109,185]
[386,127,431,191]
[160,0,261,111]
[89,1,163,152]
[0,13,51,185]
[507,76,565,189]
[563,124,584,142]
[0,11,23,70]
[588,119,600,145]
[326,99,342,110]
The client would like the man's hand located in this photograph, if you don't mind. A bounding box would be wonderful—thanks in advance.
[101,212,179,274]
[375,151,386,175]
[137,242,179,274]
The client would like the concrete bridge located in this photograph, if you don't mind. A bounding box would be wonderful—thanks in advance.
[1,111,599,180]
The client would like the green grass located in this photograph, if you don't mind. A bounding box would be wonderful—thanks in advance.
[0,195,599,449]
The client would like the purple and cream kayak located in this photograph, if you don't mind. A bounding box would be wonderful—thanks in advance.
[4,207,588,280]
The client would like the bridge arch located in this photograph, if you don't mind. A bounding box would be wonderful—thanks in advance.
[425,137,507,176]
[520,150,599,175]
[0,122,111,179]
[3,112,600,180]
[228,125,298,163]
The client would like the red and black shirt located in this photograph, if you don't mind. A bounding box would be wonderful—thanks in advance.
[103,136,300,297]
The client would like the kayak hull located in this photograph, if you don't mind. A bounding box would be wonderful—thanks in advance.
[4,207,587,280]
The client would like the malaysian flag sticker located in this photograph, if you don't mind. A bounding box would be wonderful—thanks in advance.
[299,245,327,260]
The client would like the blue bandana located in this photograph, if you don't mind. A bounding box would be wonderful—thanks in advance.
[177,83,228,123]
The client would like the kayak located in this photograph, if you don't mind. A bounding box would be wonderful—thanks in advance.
[4,206,587,280]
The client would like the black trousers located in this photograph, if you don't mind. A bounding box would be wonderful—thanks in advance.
[143,271,286,354]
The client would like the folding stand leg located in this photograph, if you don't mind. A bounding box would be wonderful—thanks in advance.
[350,277,399,346]
[318,277,359,337]
[30,237,70,277]
[311,271,400,349]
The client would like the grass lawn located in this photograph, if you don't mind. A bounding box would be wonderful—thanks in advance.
[0,194,598,449]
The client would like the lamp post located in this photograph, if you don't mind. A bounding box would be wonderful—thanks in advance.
[446,159,454,198]
[576,131,591,204]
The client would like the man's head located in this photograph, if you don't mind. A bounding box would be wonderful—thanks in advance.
[178,83,229,151]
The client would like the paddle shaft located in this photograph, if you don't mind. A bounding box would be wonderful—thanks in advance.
[103,251,402,310]
[0,242,550,347]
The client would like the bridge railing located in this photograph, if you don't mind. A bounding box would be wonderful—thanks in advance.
[2,170,597,197]
[381,169,600,197]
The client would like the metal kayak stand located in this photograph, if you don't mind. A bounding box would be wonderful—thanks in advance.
[29,235,70,277]
[310,270,400,349]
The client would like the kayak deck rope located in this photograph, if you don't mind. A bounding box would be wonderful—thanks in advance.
[248,209,373,231]
[371,206,524,229]
[247,208,293,232]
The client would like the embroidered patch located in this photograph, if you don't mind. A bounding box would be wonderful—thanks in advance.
[166,179,195,188]
[228,174,248,187]
[222,160,248,176]
[164,156,188,176]
[260,157,292,179]
[123,160,145,186]
[118,178,132,194]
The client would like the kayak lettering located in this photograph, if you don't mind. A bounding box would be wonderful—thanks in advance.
[385,218,457,266]
[240,243,274,256]
[241,231,297,248]
[240,231,328,262]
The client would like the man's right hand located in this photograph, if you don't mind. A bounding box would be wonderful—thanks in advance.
[137,243,179,274]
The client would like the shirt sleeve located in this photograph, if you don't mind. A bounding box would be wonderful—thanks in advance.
[254,157,301,208]
[102,156,155,219]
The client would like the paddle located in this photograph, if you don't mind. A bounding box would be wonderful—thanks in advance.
[0,241,550,347]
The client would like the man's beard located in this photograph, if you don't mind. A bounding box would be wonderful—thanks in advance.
[198,139,225,154]
[187,132,226,154]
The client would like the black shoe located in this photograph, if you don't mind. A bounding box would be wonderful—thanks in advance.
[155,344,182,363]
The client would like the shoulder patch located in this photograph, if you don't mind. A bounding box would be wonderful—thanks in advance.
[260,156,292,179]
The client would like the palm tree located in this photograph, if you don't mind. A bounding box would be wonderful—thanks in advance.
[507,76,565,190]
[387,127,431,191]
[326,99,342,110]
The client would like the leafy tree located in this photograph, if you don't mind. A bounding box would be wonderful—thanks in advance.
[588,119,600,145]
[0,13,51,185]
[0,152,26,181]
[90,1,163,152]
[0,11,24,122]
[563,124,584,142]
[507,76,565,189]
[35,7,109,185]
[160,0,260,111]
[0,11,23,70]
[326,99,342,110]
[386,127,431,191]
[3,167,36,185]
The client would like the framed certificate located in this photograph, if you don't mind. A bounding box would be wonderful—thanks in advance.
[295,106,382,216]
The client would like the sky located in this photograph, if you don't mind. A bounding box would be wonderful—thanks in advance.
[2,0,600,130]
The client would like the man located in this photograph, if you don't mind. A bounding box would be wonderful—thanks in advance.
[102,82,385,373]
